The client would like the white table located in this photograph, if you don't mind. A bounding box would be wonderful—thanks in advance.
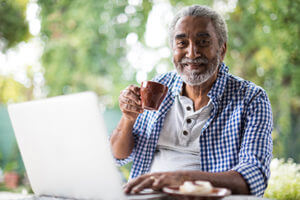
[0,192,273,200]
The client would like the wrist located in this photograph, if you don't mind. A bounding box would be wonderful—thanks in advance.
[183,171,194,182]
[121,114,137,125]
[174,171,195,183]
[182,171,200,182]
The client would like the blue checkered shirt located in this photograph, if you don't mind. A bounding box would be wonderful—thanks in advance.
[115,63,273,196]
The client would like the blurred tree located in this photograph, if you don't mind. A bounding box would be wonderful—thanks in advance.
[36,0,300,161]
[225,0,300,161]
[0,0,299,163]
[0,76,29,103]
[0,0,32,105]
[0,0,31,52]
[37,0,153,107]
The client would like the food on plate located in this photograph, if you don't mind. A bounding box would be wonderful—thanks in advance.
[179,180,213,195]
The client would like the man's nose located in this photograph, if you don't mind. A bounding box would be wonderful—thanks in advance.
[186,43,200,59]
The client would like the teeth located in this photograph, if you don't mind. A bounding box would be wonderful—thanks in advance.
[182,63,205,67]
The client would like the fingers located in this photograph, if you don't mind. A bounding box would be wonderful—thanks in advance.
[119,97,141,110]
[124,172,186,194]
[121,97,139,106]
[131,177,155,194]
[124,174,159,194]
[124,175,147,194]
[152,172,184,190]
[152,174,168,190]
[119,85,143,114]
[121,85,141,105]
[120,101,143,114]
[123,106,143,115]
[130,85,141,95]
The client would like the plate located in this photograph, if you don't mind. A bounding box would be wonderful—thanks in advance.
[162,187,231,200]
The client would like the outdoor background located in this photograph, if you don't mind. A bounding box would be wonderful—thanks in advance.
[0,0,299,199]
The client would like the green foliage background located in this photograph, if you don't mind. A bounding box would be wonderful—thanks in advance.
[37,0,153,104]
[37,0,300,162]
[226,0,300,161]
[1,0,299,162]
[0,0,30,51]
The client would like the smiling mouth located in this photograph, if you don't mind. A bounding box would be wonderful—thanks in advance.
[183,63,206,69]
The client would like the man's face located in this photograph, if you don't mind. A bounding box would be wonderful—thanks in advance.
[172,16,224,86]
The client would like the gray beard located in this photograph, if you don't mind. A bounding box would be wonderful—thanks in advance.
[175,53,221,86]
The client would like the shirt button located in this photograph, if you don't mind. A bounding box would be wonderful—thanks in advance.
[186,106,191,111]
[183,130,188,136]
[186,119,192,123]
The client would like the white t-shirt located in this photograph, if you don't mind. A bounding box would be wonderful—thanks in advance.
[149,95,213,173]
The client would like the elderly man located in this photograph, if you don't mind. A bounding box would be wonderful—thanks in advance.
[110,5,273,197]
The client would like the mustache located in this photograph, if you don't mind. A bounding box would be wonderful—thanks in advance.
[179,57,209,65]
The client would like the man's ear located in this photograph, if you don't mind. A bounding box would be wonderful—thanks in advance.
[220,42,227,61]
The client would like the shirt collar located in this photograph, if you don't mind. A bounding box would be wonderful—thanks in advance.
[207,62,229,101]
[171,62,229,101]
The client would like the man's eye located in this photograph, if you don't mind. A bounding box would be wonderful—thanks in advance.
[199,39,210,46]
[177,41,186,47]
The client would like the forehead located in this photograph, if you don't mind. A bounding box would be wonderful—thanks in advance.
[174,16,217,38]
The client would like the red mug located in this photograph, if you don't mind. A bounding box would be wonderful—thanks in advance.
[140,81,168,111]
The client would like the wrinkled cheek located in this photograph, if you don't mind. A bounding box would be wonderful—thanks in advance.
[173,49,183,64]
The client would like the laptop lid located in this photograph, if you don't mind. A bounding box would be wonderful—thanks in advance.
[8,92,126,200]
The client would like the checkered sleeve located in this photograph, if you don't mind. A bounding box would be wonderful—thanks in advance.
[113,72,174,167]
[113,120,142,166]
[113,145,135,167]
[232,89,273,196]
[113,74,166,166]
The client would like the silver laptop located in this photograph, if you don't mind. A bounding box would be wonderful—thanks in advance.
[8,92,165,200]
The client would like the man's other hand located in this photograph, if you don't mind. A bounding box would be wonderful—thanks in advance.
[124,172,189,194]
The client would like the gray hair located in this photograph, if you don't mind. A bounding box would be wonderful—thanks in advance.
[169,5,228,47]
